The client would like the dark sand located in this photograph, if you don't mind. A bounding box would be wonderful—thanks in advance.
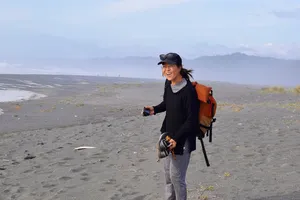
[0,74,299,200]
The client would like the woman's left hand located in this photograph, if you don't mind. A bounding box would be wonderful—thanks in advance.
[168,139,177,150]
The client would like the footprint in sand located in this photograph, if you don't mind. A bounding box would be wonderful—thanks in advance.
[70,166,85,173]
[120,191,139,199]
[91,152,102,158]
[101,148,110,154]
[50,188,57,193]
[57,161,72,167]
[65,185,77,189]
[41,182,57,189]
[138,158,147,163]
[3,189,10,194]
[22,168,34,174]
[132,174,143,181]
[110,193,121,200]
[243,153,256,158]
[12,160,20,165]
[62,157,73,161]
[59,176,72,181]
[106,163,115,168]
[131,195,147,200]
[104,178,116,185]
[34,164,41,169]
[81,172,88,176]
[90,152,110,162]
[80,172,90,181]
[80,176,90,181]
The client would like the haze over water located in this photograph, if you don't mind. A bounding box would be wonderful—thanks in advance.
[1,60,298,87]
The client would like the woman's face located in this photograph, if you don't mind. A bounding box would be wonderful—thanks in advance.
[162,63,181,81]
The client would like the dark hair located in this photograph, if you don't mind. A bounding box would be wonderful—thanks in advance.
[179,66,193,80]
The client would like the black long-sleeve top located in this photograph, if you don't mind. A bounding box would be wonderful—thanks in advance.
[153,79,199,155]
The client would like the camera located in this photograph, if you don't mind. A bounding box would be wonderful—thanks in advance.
[142,107,151,116]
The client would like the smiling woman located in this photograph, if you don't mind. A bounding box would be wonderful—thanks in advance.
[144,52,199,200]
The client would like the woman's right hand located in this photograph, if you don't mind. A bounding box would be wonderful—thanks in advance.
[144,106,155,115]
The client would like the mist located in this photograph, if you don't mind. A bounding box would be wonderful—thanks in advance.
[0,59,299,87]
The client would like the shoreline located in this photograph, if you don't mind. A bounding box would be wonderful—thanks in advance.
[1,73,298,88]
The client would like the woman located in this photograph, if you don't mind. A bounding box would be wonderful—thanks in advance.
[145,52,199,200]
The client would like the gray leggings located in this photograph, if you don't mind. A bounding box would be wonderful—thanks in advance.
[163,141,191,200]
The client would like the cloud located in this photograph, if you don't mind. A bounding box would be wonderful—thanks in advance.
[102,0,192,16]
[237,43,300,59]
[273,8,300,19]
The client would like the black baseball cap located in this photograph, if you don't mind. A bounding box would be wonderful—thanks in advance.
[157,52,182,66]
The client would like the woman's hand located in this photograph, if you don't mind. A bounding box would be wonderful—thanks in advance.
[168,139,177,150]
[144,106,155,115]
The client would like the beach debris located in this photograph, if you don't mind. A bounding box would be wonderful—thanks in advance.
[76,103,84,107]
[37,142,44,145]
[14,104,21,110]
[201,185,214,191]
[74,146,96,151]
[0,167,6,170]
[200,195,208,200]
[231,104,244,112]
[24,154,36,160]
[74,115,77,118]
[224,172,231,177]
[199,185,215,200]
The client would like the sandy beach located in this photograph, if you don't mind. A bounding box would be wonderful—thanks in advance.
[0,74,299,200]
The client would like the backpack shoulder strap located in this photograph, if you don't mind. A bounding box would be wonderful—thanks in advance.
[164,79,171,88]
[164,79,171,94]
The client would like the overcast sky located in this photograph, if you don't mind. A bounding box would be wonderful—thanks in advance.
[1,0,300,58]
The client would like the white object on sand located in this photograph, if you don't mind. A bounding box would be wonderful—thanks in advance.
[0,108,3,116]
[74,146,96,150]
[0,89,46,103]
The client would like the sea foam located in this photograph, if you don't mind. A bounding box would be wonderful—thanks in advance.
[0,89,47,103]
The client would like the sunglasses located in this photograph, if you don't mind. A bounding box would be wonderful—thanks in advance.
[159,53,178,61]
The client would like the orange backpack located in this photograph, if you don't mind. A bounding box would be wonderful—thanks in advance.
[163,79,217,167]
[191,81,217,143]
[191,81,217,167]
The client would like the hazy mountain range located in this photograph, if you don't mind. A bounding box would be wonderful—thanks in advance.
[0,32,299,86]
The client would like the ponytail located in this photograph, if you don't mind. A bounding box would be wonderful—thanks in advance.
[180,67,193,81]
